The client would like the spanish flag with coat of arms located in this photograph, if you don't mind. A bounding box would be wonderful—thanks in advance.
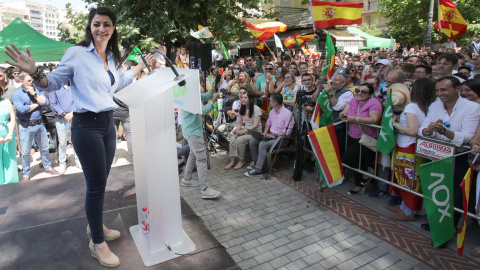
[310,0,363,29]
[433,0,467,41]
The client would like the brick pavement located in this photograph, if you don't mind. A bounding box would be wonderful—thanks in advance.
[26,141,479,269]
[179,146,434,270]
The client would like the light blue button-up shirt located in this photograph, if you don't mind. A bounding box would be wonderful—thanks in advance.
[35,42,134,113]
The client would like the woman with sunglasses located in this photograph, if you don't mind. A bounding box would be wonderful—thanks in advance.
[339,83,382,195]
[272,67,288,94]
[281,74,297,110]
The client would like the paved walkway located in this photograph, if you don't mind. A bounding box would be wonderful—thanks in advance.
[26,141,480,269]
[179,146,443,270]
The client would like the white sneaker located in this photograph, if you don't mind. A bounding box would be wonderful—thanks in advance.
[247,161,255,170]
[57,164,66,174]
[181,179,200,187]
[201,186,221,199]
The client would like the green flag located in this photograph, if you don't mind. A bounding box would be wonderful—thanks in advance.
[376,90,395,155]
[321,32,335,77]
[126,46,142,64]
[317,91,333,126]
[218,39,231,60]
[419,157,456,247]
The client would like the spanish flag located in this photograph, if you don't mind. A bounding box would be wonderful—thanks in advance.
[307,125,344,188]
[177,55,184,69]
[433,0,467,41]
[296,34,315,47]
[310,0,363,29]
[242,19,287,43]
[283,33,300,49]
[253,41,265,52]
[457,163,474,256]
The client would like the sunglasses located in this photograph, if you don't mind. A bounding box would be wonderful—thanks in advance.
[302,79,313,82]
[265,68,273,71]
[285,76,291,79]
[355,89,369,94]
[275,69,282,73]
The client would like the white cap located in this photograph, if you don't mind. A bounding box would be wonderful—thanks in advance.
[374,59,392,66]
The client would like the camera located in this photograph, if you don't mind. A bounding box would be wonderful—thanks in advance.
[219,88,228,98]
[295,85,309,105]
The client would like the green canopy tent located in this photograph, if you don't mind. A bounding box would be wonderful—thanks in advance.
[0,17,73,62]
[346,27,394,50]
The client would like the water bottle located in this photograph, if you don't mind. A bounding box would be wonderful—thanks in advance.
[140,206,149,236]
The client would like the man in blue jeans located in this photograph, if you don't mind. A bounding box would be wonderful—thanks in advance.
[12,73,59,181]
[49,83,80,173]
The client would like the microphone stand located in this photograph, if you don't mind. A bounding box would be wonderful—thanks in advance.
[151,50,186,87]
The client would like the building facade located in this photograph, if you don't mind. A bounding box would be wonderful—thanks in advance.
[1,1,68,41]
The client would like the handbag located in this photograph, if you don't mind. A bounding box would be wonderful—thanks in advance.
[356,103,377,152]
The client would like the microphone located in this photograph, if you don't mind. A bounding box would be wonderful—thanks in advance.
[151,48,186,87]
[121,39,152,74]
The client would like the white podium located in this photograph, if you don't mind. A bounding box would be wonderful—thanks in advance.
[115,68,202,266]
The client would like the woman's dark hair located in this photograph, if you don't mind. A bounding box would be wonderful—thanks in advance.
[463,79,480,98]
[239,92,255,119]
[0,85,3,99]
[411,78,436,115]
[359,82,374,94]
[77,7,121,69]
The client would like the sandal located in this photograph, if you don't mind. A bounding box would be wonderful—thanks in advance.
[472,246,480,257]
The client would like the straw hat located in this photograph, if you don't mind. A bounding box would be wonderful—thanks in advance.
[387,83,411,112]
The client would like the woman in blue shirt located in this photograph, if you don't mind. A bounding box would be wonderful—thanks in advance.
[5,7,151,267]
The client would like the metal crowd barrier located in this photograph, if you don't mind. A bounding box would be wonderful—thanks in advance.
[304,120,480,221]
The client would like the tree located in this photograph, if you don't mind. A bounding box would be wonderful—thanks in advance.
[377,0,480,45]
[82,0,275,53]
[359,19,383,36]
[57,3,87,44]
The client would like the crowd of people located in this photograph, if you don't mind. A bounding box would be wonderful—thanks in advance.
[171,33,480,253]
[1,5,480,265]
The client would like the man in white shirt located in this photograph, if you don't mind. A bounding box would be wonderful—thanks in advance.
[472,56,480,77]
[420,76,480,235]
[467,33,480,54]
[211,41,223,62]
[442,38,457,49]
[323,73,354,155]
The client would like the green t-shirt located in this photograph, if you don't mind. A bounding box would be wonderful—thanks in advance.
[255,74,277,94]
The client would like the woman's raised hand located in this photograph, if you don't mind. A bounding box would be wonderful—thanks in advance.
[4,44,36,74]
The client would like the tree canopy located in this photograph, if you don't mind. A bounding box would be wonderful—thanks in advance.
[377,0,480,45]
[72,0,275,51]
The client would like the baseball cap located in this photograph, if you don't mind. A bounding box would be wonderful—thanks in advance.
[374,59,392,66]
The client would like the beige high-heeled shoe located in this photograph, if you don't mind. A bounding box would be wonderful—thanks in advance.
[87,225,121,241]
[89,240,120,268]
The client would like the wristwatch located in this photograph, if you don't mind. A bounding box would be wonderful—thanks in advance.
[438,127,446,135]
[356,116,360,122]
[60,112,66,118]
[33,93,38,98]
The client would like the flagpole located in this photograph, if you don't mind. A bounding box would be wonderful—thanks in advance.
[264,42,275,59]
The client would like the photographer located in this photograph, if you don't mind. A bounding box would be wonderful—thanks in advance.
[227,71,252,102]
[218,69,233,96]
